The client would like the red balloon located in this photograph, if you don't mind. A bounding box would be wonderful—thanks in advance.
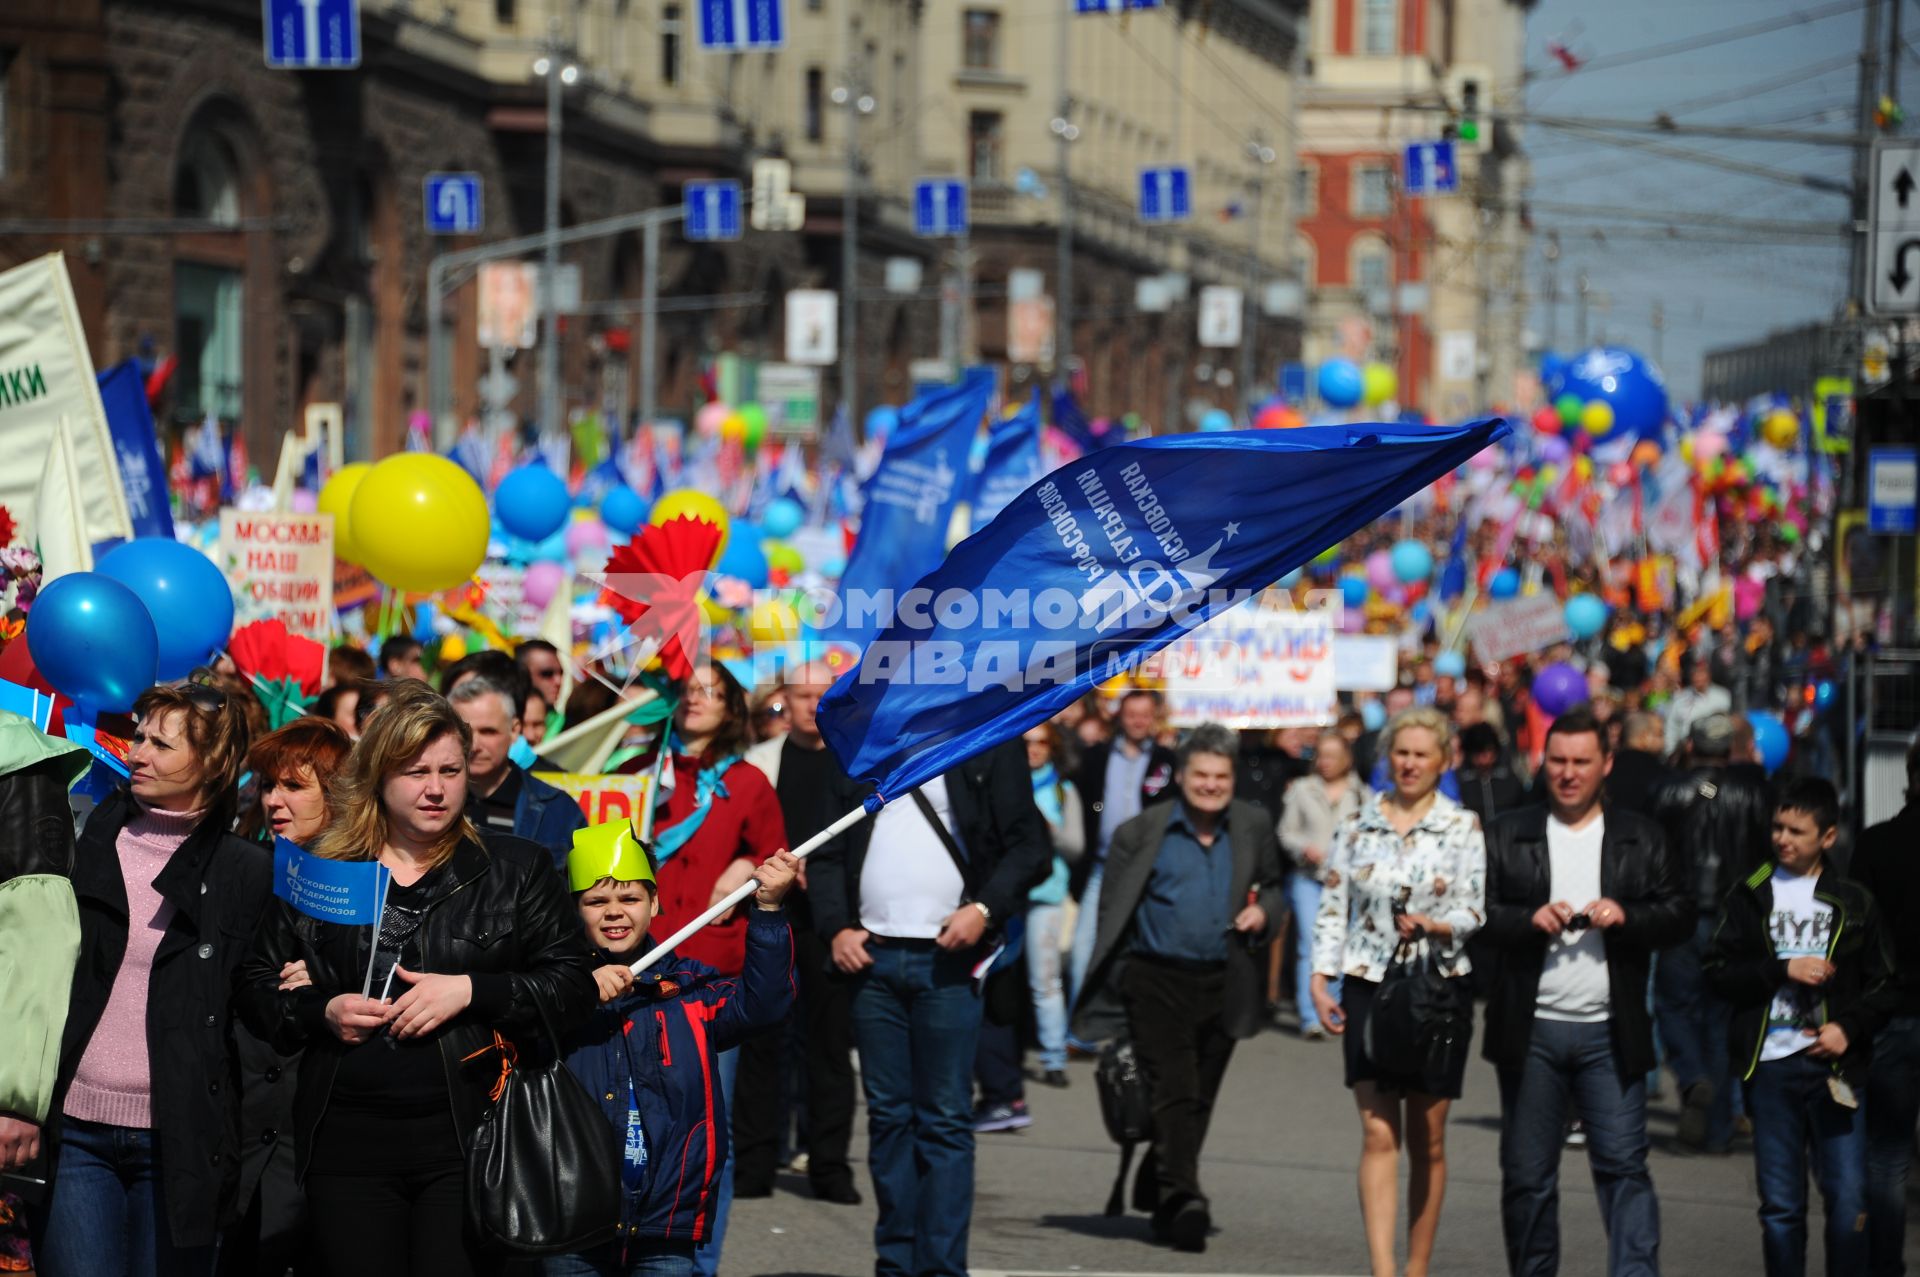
[1531,406,1562,436]
[0,638,71,734]
[1607,462,1634,486]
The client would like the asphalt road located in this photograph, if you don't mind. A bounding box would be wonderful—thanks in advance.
[723,1018,1918,1277]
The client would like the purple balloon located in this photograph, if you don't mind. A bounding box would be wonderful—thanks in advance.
[1537,435,1571,466]
[1365,549,1397,593]
[1532,661,1588,717]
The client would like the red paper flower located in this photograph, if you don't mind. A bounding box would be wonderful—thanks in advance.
[598,515,724,682]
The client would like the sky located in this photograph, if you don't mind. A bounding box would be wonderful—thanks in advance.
[1520,0,1886,398]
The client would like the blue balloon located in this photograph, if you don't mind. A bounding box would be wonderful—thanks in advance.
[26,572,159,712]
[1434,650,1467,679]
[601,484,647,535]
[496,465,572,543]
[1340,574,1369,610]
[1199,409,1234,433]
[820,555,848,580]
[1748,710,1791,775]
[1542,346,1669,447]
[95,537,234,679]
[865,405,901,439]
[1489,567,1521,599]
[1390,539,1433,584]
[1564,593,1609,640]
[714,522,769,588]
[763,497,805,539]
[1360,699,1387,732]
[1318,359,1364,409]
[1813,679,1835,710]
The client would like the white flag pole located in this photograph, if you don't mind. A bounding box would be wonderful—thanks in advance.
[630,802,876,975]
[360,866,391,998]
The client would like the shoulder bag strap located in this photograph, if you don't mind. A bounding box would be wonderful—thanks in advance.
[911,787,976,894]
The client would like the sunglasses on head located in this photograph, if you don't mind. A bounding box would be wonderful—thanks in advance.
[177,670,230,714]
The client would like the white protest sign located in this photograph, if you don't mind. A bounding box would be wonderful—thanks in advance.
[0,253,133,548]
[1467,594,1572,665]
[1332,634,1399,692]
[222,510,336,636]
[1163,607,1337,728]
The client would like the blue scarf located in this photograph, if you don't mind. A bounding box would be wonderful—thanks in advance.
[648,732,740,865]
[1030,762,1064,826]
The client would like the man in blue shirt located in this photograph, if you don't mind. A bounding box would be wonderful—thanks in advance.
[1070,723,1284,1254]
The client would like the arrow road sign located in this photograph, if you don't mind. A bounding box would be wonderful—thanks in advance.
[263,0,361,69]
[1869,139,1920,314]
[1139,166,1192,224]
[685,180,743,242]
[424,173,483,235]
[913,179,969,237]
[1403,140,1458,197]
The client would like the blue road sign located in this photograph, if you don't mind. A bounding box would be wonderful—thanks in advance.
[1138,166,1192,224]
[913,179,969,238]
[1075,0,1160,11]
[1402,140,1458,197]
[1279,362,1308,404]
[263,0,361,69]
[698,0,785,51]
[685,180,744,242]
[424,173,483,235]
[1869,447,1917,533]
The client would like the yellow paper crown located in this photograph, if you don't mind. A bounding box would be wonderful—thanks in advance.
[568,820,657,893]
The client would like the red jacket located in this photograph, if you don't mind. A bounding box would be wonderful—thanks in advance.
[647,752,788,975]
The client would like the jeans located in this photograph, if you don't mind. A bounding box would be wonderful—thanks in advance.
[544,1239,697,1277]
[1868,1015,1920,1275]
[1287,875,1338,1031]
[1496,1019,1659,1277]
[1067,866,1104,1044]
[851,941,984,1277]
[1027,902,1069,1071]
[1747,1050,1869,1277]
[691,1046,738,1277]
[30,1117,217,1277]
[1653,916,1733,1148]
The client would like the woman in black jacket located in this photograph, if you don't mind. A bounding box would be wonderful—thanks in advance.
[30,677,266,1277]
[236,682,596,1277]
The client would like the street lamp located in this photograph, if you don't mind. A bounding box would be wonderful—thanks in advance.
[1240,135,1276,417]
[534,40,580,439]
[832,78,875,431]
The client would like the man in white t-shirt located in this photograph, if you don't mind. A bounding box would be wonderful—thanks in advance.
[1481,707,1695,1276]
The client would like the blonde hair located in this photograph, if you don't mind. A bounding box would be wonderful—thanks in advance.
[1383,705,1455,759]
[311,681,479,870]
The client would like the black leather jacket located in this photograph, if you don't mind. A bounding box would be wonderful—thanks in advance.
[1479,805,1695,1080]
[1651,764,1773,911]
[235,834,598,1180]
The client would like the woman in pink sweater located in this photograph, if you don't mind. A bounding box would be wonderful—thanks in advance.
[29,678,269,1277]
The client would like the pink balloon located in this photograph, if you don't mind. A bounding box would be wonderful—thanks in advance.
[565,517,608,559]
[290,488,318,514]
[1693,431,1729,463]
[1366,550,1397,593]
[695,402,730,437]
[1469,448,1500,471]
[523,559,566,609]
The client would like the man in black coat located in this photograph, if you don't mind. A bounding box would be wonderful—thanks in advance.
[1458,722,1527,830]
[1605,710,1674,817]
[1480,707,1694,1276]
[1071,724,1284,1254]
[807,739,1050,1277]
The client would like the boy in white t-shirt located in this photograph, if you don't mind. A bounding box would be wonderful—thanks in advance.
[1707,778,1898,1277]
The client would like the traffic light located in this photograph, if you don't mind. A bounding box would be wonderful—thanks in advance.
[1458,79,1481,145]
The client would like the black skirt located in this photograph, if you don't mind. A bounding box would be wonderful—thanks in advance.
[1339,975,1472,1100]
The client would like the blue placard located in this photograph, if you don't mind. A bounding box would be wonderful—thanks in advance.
[913,179,969,237]
[262,0,361,69]
[1869,447,1918,534]
[1402,140,1457,197]
[424,173,483,235]
[685,180,744,242]
[698,0,784,50]
[274,837,392,926]
[1138,166,1191,223]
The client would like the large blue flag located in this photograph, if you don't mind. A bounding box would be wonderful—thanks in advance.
[971,392,1043,532]
[97,360,175,540]
[818,419,1508,800]
[822,367,996,644]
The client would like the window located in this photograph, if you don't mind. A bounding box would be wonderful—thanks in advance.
[1353,239,1390,291]
[1352,163,1392,216]
[804,67,824,142]
[175,262,244,423]
[963,9,1000,70]
[1361,0,1396,55]
[494,0,515,25]
[1292,164,1317,216]
[968,111,1004,181]
[174,130,241,226]
[661,4,682,87]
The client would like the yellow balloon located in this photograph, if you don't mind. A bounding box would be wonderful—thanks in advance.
[1679,436,1694,463]
[648,488,732,564]
[1362,362,1398,406]
[438,633,469,663]
[748,598,800,645]
[698,593,733,626]
[349,454,491,593]
[317,463,372,564]
[1762,409,1799,449]
[1581,399,1615,437]
[720,413,747,444]
[1574,456,1594,482]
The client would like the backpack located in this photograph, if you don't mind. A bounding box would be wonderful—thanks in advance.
[1094,1038,1155,1216]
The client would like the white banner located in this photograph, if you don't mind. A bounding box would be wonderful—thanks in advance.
[785,290,838,365]
[221,511,336,637]
[1467,594,1572,665]
[1163,608,1337,729]
[1332,635,1399,692]
[0,253,133,549]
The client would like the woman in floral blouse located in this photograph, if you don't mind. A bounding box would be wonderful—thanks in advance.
[1310,706,1486,1277]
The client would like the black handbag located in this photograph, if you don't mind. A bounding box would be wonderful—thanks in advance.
[1094,1038,1156,1216]
[465,996,624,1255]
[1365,931,1471,1081]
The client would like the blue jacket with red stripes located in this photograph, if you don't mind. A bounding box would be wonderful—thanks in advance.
[559,905,795,1244]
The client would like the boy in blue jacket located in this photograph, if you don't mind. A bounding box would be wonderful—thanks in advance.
[552,820,799,1277]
